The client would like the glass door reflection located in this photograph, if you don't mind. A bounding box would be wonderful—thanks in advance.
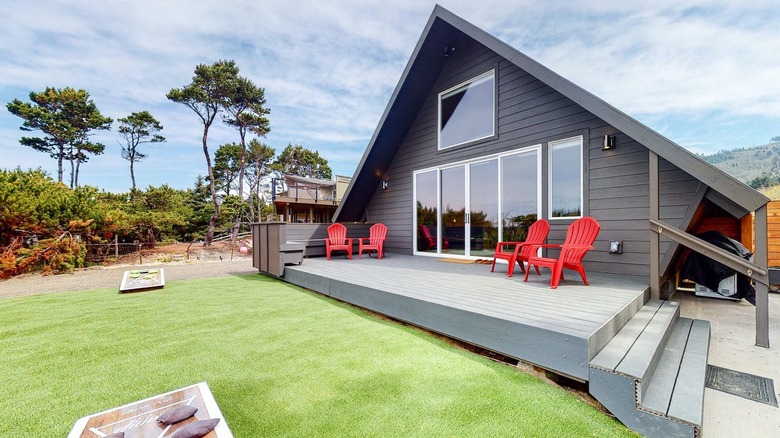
[500,150,539,242]
[469,159,498,257]
[415,170,439,253]
[441,166,465,255]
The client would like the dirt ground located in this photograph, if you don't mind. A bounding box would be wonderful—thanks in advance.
[0,242,257,299]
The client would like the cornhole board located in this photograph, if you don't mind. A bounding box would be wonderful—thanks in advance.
[119,269,165,293]
[68,382,233,437]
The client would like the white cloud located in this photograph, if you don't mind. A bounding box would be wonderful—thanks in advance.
[1,0,779,192]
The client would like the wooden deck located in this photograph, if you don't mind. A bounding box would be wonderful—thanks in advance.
[283,255,649,381]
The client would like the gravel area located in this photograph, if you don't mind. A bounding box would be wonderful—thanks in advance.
[0,258,257,299]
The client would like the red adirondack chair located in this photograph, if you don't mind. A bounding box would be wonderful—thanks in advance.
[324,223,353,260]
[524,216,600,289]
[490,219,550,277]
[358,223,388,259]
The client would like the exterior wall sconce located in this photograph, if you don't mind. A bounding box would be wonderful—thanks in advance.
[603,135,617,151]
[382,180,389,190]
[609,240,623,254]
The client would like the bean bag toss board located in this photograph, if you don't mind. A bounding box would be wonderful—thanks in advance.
[119,269,165,293]
[68,382,233,437]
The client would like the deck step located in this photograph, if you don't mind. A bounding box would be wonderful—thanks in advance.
[591,300,679,392]
[644,318,710,426]
[590,300,663,371]
[641,318,692,414]
[589,303,709,438]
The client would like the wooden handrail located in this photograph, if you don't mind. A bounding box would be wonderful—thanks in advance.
[649,219,768,285]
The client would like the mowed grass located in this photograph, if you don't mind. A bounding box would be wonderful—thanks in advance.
[0,274,637,437]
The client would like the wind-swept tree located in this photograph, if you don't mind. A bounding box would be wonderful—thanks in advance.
[271,143,333,180]
[7,87,112,188]
[167,60,239,245]
[118,111,166,191]
[221,75,270,241]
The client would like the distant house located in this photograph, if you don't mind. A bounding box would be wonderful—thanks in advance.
[334,6,769,323]
[272,174,351,223]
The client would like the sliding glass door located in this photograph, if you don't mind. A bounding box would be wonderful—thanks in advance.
[414,147,539,257]
[500,149,539,242]
[441,166,466,255]
[415,170,438,253]
[469,160,498,257]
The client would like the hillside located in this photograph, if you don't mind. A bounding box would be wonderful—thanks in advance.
[700,141,780,184]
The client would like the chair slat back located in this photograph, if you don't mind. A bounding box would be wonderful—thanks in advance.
[562,216,600,265]
[369,223,388,245]
[327,223,348,244]
[518,219,550,259]
[419,225,435,248]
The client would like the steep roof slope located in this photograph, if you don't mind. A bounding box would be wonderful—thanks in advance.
[334,5,768,222]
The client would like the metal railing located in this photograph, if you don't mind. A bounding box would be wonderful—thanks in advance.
[649,219,768,286]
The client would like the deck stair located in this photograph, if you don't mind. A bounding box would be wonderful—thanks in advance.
[589,300,710,437]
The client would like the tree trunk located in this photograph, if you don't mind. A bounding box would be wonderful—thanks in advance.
[130,158,136,191]
[248,179,258,223]
[57,147,64,183]
[230,127,248,244]
[69,157,75,189]
[203,130,219,246]
[74,155,81,188]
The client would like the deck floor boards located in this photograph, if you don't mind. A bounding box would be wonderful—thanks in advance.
[283,254,649,379]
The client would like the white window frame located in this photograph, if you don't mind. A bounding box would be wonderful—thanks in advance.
[437,69,495,150]
[548,136,584,220]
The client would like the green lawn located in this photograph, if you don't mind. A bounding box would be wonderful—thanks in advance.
[0,274,636,437]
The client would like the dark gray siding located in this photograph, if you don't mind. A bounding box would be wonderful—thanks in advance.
[362,35,700,277]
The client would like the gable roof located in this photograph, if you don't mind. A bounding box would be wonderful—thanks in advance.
[334,5,768,222]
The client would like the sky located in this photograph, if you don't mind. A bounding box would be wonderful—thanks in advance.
[1,0,779,193]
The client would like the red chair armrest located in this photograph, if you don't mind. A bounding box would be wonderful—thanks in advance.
[523,243,558,252]
[561,244,595,250]
[495,241,523,251]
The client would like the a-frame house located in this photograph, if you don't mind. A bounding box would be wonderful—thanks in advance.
[326,5,771,437]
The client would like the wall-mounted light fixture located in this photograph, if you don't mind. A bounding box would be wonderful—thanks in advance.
[382,180,389,190]
[609,240,623,254]
[603,134,617,151]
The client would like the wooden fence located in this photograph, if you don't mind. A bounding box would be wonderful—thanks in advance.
[768,201,780,267]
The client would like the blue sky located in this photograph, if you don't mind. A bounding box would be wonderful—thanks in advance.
[1,0,779,192]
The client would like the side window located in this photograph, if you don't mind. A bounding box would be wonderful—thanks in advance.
[549,137,582,218]
[438,70,495,150]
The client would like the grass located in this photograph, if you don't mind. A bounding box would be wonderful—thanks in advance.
[0,274,637,437]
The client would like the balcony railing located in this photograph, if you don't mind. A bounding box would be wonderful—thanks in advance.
[271,179,336,204]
